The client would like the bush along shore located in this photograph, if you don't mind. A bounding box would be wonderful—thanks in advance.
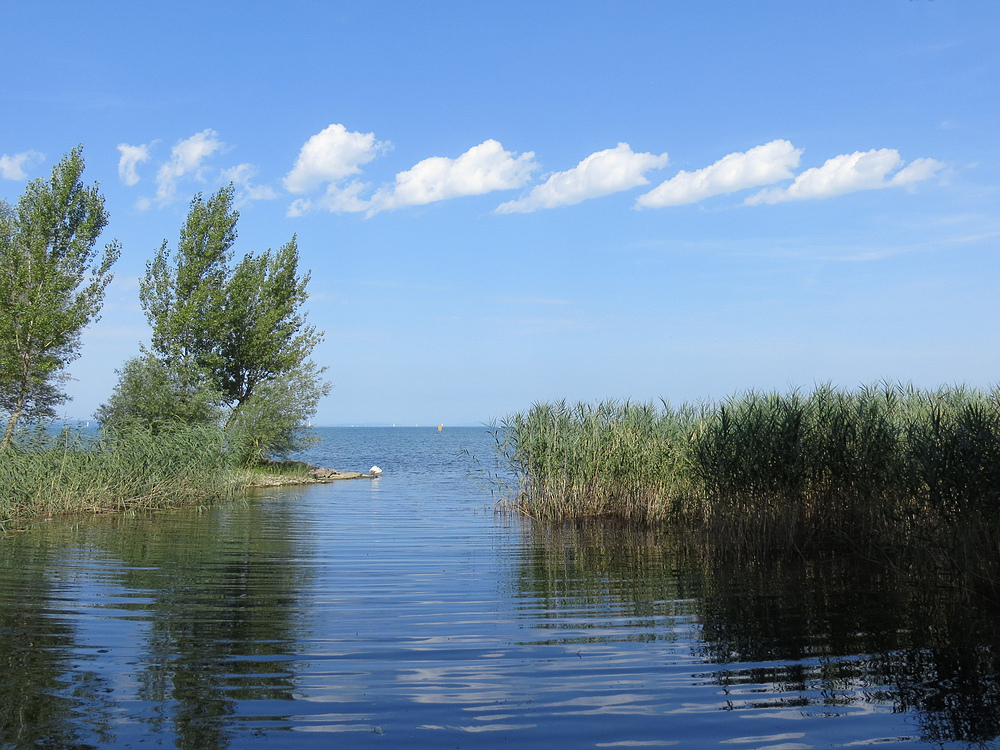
[492,383,1000,573]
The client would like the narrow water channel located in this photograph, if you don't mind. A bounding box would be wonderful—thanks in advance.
[1,427,998,749]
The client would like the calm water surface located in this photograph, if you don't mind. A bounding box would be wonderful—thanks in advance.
[2,427,999,749]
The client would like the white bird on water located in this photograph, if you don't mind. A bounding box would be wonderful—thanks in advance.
[370,466,383,477]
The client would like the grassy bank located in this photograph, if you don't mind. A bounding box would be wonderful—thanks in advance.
[0,424,240,529]
[493,383,1000,558]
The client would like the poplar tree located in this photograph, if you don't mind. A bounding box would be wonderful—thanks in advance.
[0,147,119,450]
[139,185,236,388]
[133,185,327,457]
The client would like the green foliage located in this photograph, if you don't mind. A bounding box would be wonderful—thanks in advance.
[496,383,1000,554]
[0,147,120,449]
[494,399,699,521]
[94,355,224,434]
[139,186,236,380]
[129,185,327,459]
[216,237,321,412]
[0,423,238,526]
[226,361,331,466]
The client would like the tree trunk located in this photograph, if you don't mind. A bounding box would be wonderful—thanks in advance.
[0,398,24,451]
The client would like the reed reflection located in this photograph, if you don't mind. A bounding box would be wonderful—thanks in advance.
[516,520,1000,746]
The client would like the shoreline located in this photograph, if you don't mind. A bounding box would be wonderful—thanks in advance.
[243,461,377,487]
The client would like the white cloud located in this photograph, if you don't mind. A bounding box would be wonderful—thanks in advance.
[286,198,311,218]
[219,162,256,186]
[636,140,802,208]
[287,181,372,217]
[746,148,943,205]
[367,139,536,215]
[284,124,387,194]
[890,157,945,186]
[116,143,151,186]
[496,143,668,213]
[0,150,44,180]
[155,129,225,205]
[220,163,278,204]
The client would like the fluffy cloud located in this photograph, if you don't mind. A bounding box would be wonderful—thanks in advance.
[0,150,44,180]
[117,143,151,186]
[284,124,387,194]
[219,162,256,186]
[746,149,943,205]
[496,143,668,213]
[155,129,225,205]
[636,140,802,208]
[367,139,536,215]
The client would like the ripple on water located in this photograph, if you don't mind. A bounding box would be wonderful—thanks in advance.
[0,428,997,748]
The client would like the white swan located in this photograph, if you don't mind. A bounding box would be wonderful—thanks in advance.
[369,465,383,476]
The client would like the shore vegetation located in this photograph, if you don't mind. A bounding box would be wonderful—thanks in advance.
[2,151,330,527]
[493,383,1000,568]
[0,423,238,530]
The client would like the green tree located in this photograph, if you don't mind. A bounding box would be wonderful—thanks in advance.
[227,361,331,464]
[134,185,327,461]
[139,185,236,389]
[94,354,224,435]
[216,238,322,423]
[0,147,119,450]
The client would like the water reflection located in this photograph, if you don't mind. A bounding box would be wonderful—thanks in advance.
[4,457,1000,748]
[0,534,115,748]
[515,521,1000,747]
[0,496,309,749]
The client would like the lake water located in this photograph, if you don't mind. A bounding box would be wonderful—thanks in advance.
[2,426,999,749]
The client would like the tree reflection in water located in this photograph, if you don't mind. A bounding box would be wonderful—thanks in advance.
[4,490,1000,748]
[0,534,116,749]
[515,520,1000,747]
[0,495,309,750]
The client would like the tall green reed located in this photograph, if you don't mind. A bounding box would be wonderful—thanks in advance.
[494,399,700,521]
[0,423,240,527]
[494,383,1000,556]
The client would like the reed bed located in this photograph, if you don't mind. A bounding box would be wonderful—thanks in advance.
[494,383,1000,557]
[493,399,701,522]
[0,424,240,528]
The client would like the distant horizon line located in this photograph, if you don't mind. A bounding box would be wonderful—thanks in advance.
[49,420,492,429]
[315,423,488,428]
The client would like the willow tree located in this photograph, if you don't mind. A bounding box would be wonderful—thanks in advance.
[0,147,119,450]
[134,185,326,459]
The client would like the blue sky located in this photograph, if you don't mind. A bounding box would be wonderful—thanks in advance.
[2,1,998,426]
